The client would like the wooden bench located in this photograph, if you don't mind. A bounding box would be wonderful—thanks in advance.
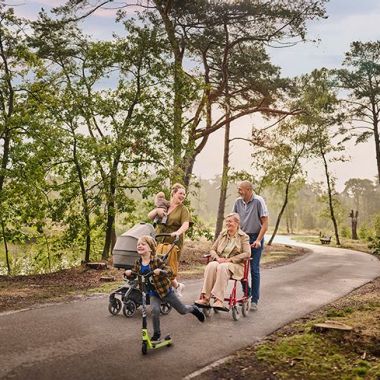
[320,236,331,245]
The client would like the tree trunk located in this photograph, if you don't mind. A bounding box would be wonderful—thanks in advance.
[349,210,359,240]
[215,113,230,239]
[72,138,92,262]
[1,219,10,275]
[321,149,341,245]
[268,179,293,245]
[268,146,305,245]
[102,156,119,260]
[373,120,380,185]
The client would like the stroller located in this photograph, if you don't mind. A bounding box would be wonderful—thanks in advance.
[108,222,176,318]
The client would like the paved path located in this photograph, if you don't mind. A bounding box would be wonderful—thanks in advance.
[1,237,379,380]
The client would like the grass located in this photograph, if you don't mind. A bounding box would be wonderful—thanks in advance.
[291,235,372,254]
[198,278,380,380]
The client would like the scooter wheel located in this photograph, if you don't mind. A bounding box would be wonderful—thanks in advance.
[142,342,148,355]
[123,300,137,318]
[160,303,172,315]
[108,299,122,315]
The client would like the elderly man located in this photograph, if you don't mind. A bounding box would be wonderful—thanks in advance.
[233,181,268,310]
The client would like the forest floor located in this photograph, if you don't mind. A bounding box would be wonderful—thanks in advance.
[0,241,307,313]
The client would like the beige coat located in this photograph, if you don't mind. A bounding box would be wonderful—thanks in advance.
[210,229,251,280]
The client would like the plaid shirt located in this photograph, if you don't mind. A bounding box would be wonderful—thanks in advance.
[131,256,173,299]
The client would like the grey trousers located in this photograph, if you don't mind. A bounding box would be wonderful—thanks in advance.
[151,291,194,335]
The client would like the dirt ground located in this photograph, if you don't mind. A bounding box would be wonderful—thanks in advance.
[0,241,307,313]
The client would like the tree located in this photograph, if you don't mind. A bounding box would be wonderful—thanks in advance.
[31,15,170,259]
[337,41,380,185]
[0,5,52,273]
[296,69,345,245]
[49,0,328,186]
[252,121,309,245]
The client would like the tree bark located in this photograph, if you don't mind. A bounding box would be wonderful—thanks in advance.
[1,219,10,275]
[373,120,380,184]
[321,148,341,245]
[72,137,92,262]
[102,154,120,260]
[268,146,305,245]
[349,210,359,240]
[215,107,231,239]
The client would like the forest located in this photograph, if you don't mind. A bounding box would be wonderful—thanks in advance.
[0,0,379,275]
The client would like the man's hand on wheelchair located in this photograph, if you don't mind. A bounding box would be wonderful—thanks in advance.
[251,240,261,249]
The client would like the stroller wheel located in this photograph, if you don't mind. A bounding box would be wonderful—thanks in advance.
[123,300,137,317]
[160,303,172,315]
[108,299,122,315]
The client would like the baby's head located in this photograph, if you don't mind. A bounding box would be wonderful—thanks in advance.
[155,191,166,201]
[136,235,157,257]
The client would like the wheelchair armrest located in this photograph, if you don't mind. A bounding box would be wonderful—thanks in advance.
[203,254,211,258]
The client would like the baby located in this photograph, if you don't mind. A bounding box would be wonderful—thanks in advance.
[153,192,170,225]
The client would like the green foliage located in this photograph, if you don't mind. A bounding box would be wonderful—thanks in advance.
[358,224,373,240]
[340,225,351,239]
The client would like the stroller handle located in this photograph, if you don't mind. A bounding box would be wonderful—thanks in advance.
[128,270,168,278]
[155,233,180,244]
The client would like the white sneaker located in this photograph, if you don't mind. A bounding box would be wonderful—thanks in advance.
[175,282,185,297]
[250,302,258,311]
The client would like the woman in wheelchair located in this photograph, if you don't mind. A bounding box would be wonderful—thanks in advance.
[195,213,251,311]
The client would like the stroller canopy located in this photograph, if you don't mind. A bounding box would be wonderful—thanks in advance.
[112,223,156,269]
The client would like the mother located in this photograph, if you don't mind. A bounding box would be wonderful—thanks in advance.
[148,183,191,296]
[195,213,250,310]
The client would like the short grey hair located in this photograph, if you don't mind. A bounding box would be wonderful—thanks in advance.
[225,212,240,224]
[238,180,253,191]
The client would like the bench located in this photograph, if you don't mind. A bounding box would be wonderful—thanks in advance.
[320,236,331,245]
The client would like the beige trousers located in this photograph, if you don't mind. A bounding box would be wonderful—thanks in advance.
[201,261,231,301]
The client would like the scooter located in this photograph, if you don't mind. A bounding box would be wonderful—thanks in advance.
[137,270,173,355]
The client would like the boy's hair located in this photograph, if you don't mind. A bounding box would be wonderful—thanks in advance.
[138,235,157,255]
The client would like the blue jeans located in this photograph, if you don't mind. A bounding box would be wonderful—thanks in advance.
[245,233,264,304]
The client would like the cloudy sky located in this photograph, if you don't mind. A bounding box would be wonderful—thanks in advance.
[11,0,380,190]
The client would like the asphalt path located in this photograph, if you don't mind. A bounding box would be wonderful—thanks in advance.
[1,237,379,380]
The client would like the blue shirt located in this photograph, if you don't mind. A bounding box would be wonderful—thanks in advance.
[141,263,159,297]
[233,194,268,234]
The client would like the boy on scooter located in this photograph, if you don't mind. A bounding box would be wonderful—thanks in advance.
[124,235,205,342]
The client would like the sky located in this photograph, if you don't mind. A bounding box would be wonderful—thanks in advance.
[10,0,380,191]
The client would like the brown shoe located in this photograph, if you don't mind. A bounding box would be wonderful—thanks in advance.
[194,298,210,308]
[212,299,229,312]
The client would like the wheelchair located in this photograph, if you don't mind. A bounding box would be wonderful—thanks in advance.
[201,254,251,321]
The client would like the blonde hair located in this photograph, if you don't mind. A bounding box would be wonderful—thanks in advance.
[171,183,186,197]
[138,235,157,255]
[225,212,241,225]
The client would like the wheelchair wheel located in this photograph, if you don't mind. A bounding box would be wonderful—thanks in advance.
[160,302,172,315]
[108,298,122,315]
[203,308,211,318]
[241,300,250,317]
[123,300,137,317]
[232,306,240,321]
